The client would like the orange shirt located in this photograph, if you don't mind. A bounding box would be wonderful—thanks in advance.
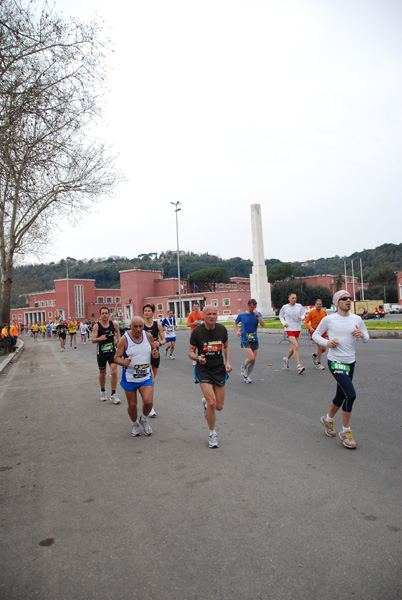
[187,310,204,332]
[304,308,327,331]
[10,324,19,337]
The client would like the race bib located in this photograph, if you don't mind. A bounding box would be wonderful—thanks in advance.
[100,342,114,353]
[202,340,223,355]
[330,361,351,374]
[126,363,150,381]
[166,326,173,333]
[246,332,256,342]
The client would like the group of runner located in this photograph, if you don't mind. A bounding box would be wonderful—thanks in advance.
[91,289,368,451]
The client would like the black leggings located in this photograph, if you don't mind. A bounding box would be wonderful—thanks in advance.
[328,360,356,413]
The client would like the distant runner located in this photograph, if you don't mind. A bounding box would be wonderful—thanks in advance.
[234,298,265,384]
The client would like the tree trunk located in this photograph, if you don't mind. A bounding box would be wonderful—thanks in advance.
[0,261,13,325]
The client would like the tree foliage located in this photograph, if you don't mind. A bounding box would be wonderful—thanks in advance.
[0,0,119,321]
[267,262,302,282]
[271,281,332,310]
[188,267,230,291]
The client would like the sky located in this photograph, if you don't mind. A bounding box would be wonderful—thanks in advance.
[23,0,402,266]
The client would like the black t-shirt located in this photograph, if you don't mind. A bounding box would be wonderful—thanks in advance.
[97,320,116,354]
[190,323,228,367]
[144,321,159,342]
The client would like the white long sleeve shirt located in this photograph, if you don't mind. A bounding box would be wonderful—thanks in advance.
[313,312,369,363]
[279,303,305,332]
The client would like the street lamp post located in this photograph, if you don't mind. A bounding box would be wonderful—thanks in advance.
[171,202,182,321]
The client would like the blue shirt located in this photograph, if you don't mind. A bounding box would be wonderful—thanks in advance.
[235,311,262,344]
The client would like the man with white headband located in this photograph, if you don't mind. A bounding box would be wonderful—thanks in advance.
[313,290,369,449]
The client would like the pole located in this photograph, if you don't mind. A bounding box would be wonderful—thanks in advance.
[351,260,355,299]
[344,261,348,294]
[171,202,182,322]
[66,258,70,320]
[360,258,365,300]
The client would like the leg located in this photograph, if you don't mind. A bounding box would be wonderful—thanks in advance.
[99,368,106,390]
[170,340,175,355]
[288,336,299,364]
[138,385,154,417]
[199,382,218,431]
[125,389,138,422]
[317,344,326,363]
[329,364,356,427]
[110,362,118,392]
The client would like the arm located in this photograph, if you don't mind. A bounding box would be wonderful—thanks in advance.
[189,343,204,363]
[91,323,103,344]
[256,311,264,327]
[114,336,131,367]
[233,316,241,337]
[186,313,194,327]
[223,340,232,372]
[304,310,313,332]
[157,322,166,346]
[278,306,287,327]
[146,332,160,358]
[313,317,334,348]
[352,319,369,343]
[113,320,121,342]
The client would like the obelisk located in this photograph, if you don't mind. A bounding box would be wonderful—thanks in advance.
[250,204,275,317]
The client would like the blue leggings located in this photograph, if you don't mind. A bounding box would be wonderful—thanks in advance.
[328,360,356,413]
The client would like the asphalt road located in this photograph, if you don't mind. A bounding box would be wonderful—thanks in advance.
[0,331,401,600]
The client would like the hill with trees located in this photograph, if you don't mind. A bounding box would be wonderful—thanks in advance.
[9,243,402,308]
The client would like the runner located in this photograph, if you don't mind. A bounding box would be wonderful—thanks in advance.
[187,302,204,365]
[69,318,78,348]
[189,304,232,449]
[313,290,369,449]
[79,320,88,344]
[143,303,166,417]
[91,307,121,404]
[304,299,327,370]
[56,320,68,351]
[162,309,178,359]
[114,316,159,437]
[279,293,306,374]
[234,298,265,383]
[31,322,38,341]
[40,323,46,339]
[45,322,52,339]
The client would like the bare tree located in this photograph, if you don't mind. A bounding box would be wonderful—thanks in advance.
[0,0,120,322]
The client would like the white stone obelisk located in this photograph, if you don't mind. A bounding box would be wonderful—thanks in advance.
[250,204,275,317]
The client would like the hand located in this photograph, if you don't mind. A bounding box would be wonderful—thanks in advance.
[236,331,241,337]
[198,353,206,365]
[284,323,288,328]
[352,325,364,338]
[151,347,159,358]
[298,316,303,321]
[327,339,339,348]
[122,357,131,367]
[99,334,107,341]
[226,363,233,373]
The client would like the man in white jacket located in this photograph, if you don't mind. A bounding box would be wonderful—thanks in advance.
[279,293,306,374]
[313,290,369,449]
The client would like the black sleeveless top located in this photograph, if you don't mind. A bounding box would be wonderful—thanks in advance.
[97,320,116,354]
[143,320,159,342]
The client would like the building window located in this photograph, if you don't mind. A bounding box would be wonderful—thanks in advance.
[48,311,52,318]
[182,281,187,287]
[18,314,22,320]
[115,296,121,303]
[106,296,113,304]
[49,300,53,306]
[219,283,224,289]
[211,299,218,307]
[226,284,230,288]
[223,298,230,307]
[157,303,163,311]
[97,296,104,303]
[157,313,164,319]
[74,285,84,318]
[41,301,44,306]
[232,284,237,289]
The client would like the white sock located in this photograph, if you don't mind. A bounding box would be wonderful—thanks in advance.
[326,414,334,422]
[342,426,351,433]
[209,430,216,436]
[132,421,139,426]
[140,415,147,422]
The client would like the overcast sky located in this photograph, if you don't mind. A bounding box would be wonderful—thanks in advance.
[25,0,402,266]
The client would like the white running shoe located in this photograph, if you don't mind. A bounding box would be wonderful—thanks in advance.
[169,355,175,360]
[283,357,289,369]
[208,433,219,448]
[132,422,140,437]
[316,364,325,370]
[111,393,121,404]
[297,365,305,375]
[320,416,336,437]
[245,377,252,384]
[140,418,153,436]
[100,391,107,402]
[149,407,156,418]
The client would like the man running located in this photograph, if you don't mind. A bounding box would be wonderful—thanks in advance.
[313,290,369,449]
[114,316,159,437]
[234,298,265,383]
[69,318,78,348]
[189,304,232,449]
[56,320,68,351]
[79,320,88,344]
[187,302,204,365]
[162,309,178,359]
[279,293,306,374]
[91,307,121,404]
[304,299,327,370]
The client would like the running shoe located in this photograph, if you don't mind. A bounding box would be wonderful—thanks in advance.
[169,355,175,360]
[100,391,107,402]
[316,364,325,371]
[320,415,336,437]
[283,357,289,369]
[241,365,248,381]
[165,347,168,356]
[245,376,252,384]
[111,393,121,405]
[297,365,305,375]
[140,418,153,436]
[208,433,219,448]
[131,422,140,437]
[339,430,357,449]
[202,397,207,419]
[149,407,156,418]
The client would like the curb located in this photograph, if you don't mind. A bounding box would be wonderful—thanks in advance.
[0,338,25,374]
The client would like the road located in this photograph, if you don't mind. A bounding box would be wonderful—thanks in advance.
[0,331,401,600]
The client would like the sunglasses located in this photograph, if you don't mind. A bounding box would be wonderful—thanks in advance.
[339,296,352,301]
